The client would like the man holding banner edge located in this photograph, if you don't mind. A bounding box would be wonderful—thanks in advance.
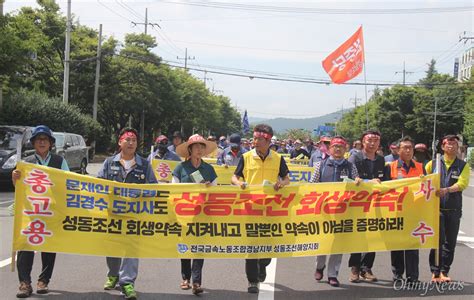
[97,128,157,300]
[347,130,385,283]
[231,123,290,294]
[12,125,69,298]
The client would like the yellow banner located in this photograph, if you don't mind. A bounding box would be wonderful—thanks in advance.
[13,162,439,259]
[152,159,314,184]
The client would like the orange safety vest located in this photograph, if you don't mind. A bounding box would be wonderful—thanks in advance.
[389,159,424,179]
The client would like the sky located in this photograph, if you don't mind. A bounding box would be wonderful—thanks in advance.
[4,0,474,120]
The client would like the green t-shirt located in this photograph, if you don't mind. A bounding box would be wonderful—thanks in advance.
[172,160,218,183]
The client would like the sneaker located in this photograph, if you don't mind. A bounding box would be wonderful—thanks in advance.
[104,276,119,290]
[258,266,267,282]
[192,283,203,295]
[16,282,32,298]
[180,279,191,290]
[314,268,324,281]
[247,282,259,294]
[440,272,451,282]
[349,266,360,283]
[328,277,340,287]
[360,269,378,282]
[36,280,49,294]
[121,283,137,300]
[431,273,441,283]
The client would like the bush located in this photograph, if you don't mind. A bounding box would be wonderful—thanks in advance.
[0,89,103,141]
[468,148,474,169]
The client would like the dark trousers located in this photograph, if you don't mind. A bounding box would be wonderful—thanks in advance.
[429,210,461,275]
[391,250,419,280]
[17,251,56,284]
[181,259,204,284]
[348,252,375,271]
[246,258,271,283]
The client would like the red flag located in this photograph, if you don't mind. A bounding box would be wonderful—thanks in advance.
[322,26,364,84]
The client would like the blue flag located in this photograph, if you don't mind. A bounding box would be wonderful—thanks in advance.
[242,110,250,134]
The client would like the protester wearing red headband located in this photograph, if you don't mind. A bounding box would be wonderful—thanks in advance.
[424,134,470,283]
[414,143,431,166]
[147,135,181,168]
[311,135,361,287]
[98,128,157,300]
[347,130,385,283]
[231,124,290,294]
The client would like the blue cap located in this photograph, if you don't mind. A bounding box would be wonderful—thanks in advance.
[30,125,55,143]
[229,133,241,145]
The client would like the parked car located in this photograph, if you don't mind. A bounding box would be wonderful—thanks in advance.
[53,132,89,174]
[0,125,37,185]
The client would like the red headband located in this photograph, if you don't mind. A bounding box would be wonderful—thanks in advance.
[119,131,137,143]
[363,134,380,141]
[253,131,273,139]
[442,138,457,145]
[330,138,347,147]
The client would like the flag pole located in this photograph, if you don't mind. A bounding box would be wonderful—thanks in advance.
[362,25,369,130]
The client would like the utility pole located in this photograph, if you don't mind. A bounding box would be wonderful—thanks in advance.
[130,8,159,151]
[91,24,102,158]
[432,96,438,159]
[62,0,71,104]
[92,24,102,122]
[202,72,213,88]
[350,92,361,109]
[395,61,414,85]
[177,48,195,71]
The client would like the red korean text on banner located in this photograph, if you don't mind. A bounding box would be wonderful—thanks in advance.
[322,26,364,84]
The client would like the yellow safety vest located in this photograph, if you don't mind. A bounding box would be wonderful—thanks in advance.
[243,149,281,185]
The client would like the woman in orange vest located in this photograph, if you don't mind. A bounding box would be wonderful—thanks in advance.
[387,136,424,283]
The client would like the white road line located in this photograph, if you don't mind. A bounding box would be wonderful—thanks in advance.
[457,236,474,243]
[459,230,465,235]
[0,256,13,268]
[258,258,277,300]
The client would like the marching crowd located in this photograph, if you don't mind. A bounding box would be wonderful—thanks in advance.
[11,124,470,299]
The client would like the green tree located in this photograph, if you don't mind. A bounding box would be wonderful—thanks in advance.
[462,72,474,145]
[279,128,312,141]
[0,89,102,139]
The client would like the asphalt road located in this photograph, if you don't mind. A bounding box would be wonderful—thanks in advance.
[0,164,473,299]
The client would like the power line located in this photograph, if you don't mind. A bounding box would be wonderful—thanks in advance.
[115,0,143,20]
[117,53,470,87]
[409,41,464,72]
[160,1,474,15]
[168,39,457,55]
[151,26,184,55]
[118,0,145,20]
[96,0,134,23]
[395,61,414,85]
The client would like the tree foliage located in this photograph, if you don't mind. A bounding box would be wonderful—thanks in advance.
[338,61,469,151]
[0,89,102,140]
[0,1,242,151]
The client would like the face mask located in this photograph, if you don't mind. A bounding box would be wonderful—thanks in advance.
[158,144,168,153]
